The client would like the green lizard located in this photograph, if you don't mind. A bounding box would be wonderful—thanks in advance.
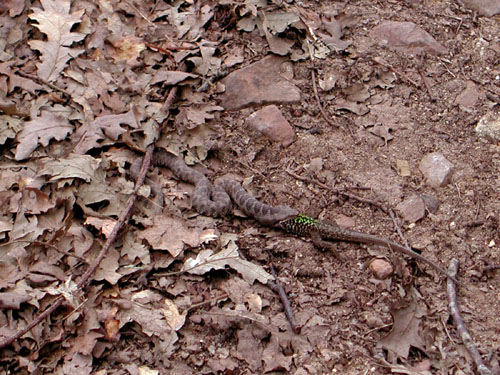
[278,214,462,286]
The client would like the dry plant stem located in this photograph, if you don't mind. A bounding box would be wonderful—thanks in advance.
[16,70,71,97]
[388,209,410,249]
[285,168,388,214]
[311,69,338,128]
[418,70,436,101]
[372,57,420,87]
[447,259,492,375]
[0,80,182,350]
[269,267,299,333]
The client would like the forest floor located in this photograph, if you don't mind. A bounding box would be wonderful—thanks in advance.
[0,0,499,374]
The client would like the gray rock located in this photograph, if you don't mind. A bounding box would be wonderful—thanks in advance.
[396,195,426,223]
[419,152,454,188]
[460,0,500,16]
[371,21,446,55]
[476,112,500,142]
[246,105,295,147]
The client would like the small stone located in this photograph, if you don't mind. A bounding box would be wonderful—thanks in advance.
[369,258,394,280]
[308,157,323,173]
[396,195,426,223]
[475,111,500,142]
[421,194,440,214]
[371,21,446,55]
[419,152,454,188]
[334,215,356,229]
[396,159,411,177]
[245,105,296,146]
[454,80,482,109]
[460,0,500,16]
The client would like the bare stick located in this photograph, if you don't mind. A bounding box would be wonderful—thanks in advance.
[285,168,388,213]
[268,266,299,333]
[311,69,338,128]
[447,259,492,375]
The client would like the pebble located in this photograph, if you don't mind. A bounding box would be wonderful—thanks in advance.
[219,55,301,110]
[245,105,296,147]
[370,21,446,55]
[419,152,454,188]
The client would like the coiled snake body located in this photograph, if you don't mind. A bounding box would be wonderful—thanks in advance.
[148,150,298,225]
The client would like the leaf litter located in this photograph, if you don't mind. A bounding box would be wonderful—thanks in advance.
[0,0,498,374]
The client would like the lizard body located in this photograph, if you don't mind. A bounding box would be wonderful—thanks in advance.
[278,214,461,285]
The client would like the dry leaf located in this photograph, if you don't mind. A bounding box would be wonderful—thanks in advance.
[15,108,74,160]
[139,216,201,257]
[28,0,86,82]
[39,154,101,183]
[0,115,23,145]
[378,297,427,358]
[182,237,274,285]
[72,110,139,154]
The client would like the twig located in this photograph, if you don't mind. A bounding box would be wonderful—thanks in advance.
[16,70,71,97]
[388,209,410,249]
[372,56,420,88]
[447,259,492,375]
[285,168,388,213]
[483,264,500,272]
[311,69,338,128]
[184,294,229,314]
[268,266,299,333]
[0,145,154,350]
[0,240,88,263]
[418,70,436,101]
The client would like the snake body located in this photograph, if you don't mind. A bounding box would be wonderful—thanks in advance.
[150,150,298,225]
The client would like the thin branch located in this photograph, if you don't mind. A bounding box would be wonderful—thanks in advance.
[285,168,388,213]
[447,259,492,375]
[268,266,299,333]
[311,69,338,128]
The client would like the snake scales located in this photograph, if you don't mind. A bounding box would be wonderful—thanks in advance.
[142,149,298,225]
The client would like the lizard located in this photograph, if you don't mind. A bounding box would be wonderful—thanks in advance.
[277,214,462,286]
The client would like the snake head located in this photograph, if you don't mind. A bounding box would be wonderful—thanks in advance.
[256,206,298,226]
[267,206,298,227]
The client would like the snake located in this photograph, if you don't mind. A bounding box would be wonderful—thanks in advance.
[143,149,298,225]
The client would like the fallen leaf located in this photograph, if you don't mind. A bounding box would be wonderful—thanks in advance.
[15,107,74,160]
[0,292,32,309]
[39,154,101,183]
[94,248,122,285]
[378,296,427,358]
[72,110,139,154]
[28,0,86,82]
[139,216,201,257]
[162,299,187,331]
[0,115,23,145]
[182,236,274,285]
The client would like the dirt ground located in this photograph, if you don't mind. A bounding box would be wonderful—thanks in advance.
[0,0,499,374]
